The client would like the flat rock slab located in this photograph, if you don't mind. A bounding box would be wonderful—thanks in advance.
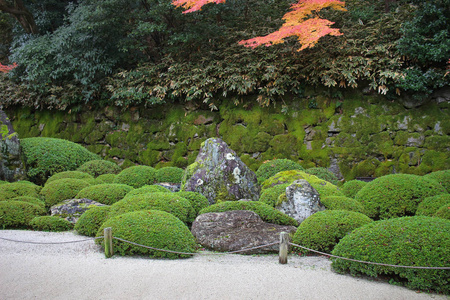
[50,198,106,223]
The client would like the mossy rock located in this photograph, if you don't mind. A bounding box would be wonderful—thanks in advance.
[30,216,74,232]
[320,196,366,214]
[75,206,111,237]
[76,160,121,177]
[124,185,171,199]
[8,196,45,208]
[0,182,41,201]
[40,178,91,207]
[175,191,209,215]
[259,183,290,207]
[113,165,157,188]
[95,174,117,184]
[96,210,197,258]
[341,180,367,198]
[434,205,450,220]
[292,210,373,254]
[155,167,184,183]
[76,184,134,205]
[416,194,450,217]
[355,174,448,220]
[256,159,304,184]
[304,167,339,186]
[46,171,94,184]
[199,201,299,226]
[331,216,450,294]
[424,170,450,192]
[0,201,46,229]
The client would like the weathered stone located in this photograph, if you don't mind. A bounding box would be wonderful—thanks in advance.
[431,86,450,104]
[191,210,296,254]
[154,182,180,192]
[183,138,260,204]
[50,198,106,223]
[276,180,325,224]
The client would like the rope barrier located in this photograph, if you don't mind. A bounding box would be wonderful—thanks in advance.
[112,237,196,256]
[0,236,101,245]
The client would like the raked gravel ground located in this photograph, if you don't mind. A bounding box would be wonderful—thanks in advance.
[0,230,447,300]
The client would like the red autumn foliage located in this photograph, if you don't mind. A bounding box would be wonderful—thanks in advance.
[0,62,18,73]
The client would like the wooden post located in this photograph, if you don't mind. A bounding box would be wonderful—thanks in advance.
[104,227,113,258]
[279,231,289,264]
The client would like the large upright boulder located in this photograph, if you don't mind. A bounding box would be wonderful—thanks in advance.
[183,138,260,204]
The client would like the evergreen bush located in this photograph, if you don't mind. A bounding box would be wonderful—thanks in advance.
[46,171,94,184]
[40,178,91,207]
[9,196,45,208]
[320,196,366,214]
[434,205,450,220]
[155,167,184,183]
[113,165,156,188]
[256,159,304,183]
[0,180,8,185]
[341,180,367,198]
[0,201,46,229]
[75,206,111,237]
[304,167,339,186]
[30,216,74,231]
[175,191,209,215]
[416,194,450,217]
[0,182,41,201]
[77,160,121,177]
[123,185,170,199]
[258,183,290,207]
[424,170,450,193]
[76,184,133,205]
[95,174,117,184]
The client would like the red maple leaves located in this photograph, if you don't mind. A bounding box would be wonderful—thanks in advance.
[0,62,17,73]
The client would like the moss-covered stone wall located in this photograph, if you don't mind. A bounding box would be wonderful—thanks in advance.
[6,90,449,180]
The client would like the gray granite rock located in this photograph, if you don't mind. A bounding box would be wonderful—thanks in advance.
[50,198,106,223]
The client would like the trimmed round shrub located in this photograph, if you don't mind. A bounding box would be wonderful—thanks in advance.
[292,210,373,254]
[175,191,209,215]
[77,160,121,177]
[20,137,99,185]
[124,185,170,199]
[0,180,8,185]
[95,174,116,184]
[355,174,448,220]
[0,182,41,201]
[0,201,46,229]
[341,180,367,198]
[109,193,195,224]
[424,170,450,193]
[199,201,299,226]
[75,206,111,237]
[46,171,94,184]
[259,183,290,207]
[40,178,91,207]
[30,216,74,231]
[76,184,134,205]
[320,196,366,214]
[304,167,339,186]
[331,216,450,294]
[96,210,197,258]
[156,167,184,183]
[113,166,156,188]
[416,194,450,217]
[434,205,450,220]
[9,196,45,208]
[256,159,304,183]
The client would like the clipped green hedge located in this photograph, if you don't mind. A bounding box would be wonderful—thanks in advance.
[0,180,9,185]
[304,167,339,186]
[76,184,134,205]
[30,216,74,231]
[175,191,209,215]
[341,180,368,198]
[77,160,121,177]
[40,178,91,207]
[95,174,116,184]
[0,201,46,229]
[320,196,366,214]
[75,206,111,237]
[124,185,170,199]
[46,171,94,184]
[96,210,197,258]
[416,194,450,217]
[331,216,450,294]
[256,159,304,183]
[0,182,41,201]
[113,166,156,188]
[292,210,373,254]
[199,201,299,226]
[424,170,450,193]
[155,167,184,183]
[355,174,447,220]
[9,196,45,208]
[258,184,290,207]
[20,137,99,184]
[435,205,449,220]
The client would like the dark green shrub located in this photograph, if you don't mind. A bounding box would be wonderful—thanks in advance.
[76,184,134,205]
[40,178,91,207]
[124,185,170,199]
[0,201,46,229]
[0,182,41,201]
[77,160,122,177]
[95,174,117,184]
[155,167,184,183]
[424,170,450,193]
[292,210,373,254]
[304,167,339,186]
[355,174,447,220]
[30,216,74,232]
[331,216,450,294]
[416,194,450,217]
[341,180,367,198]
[259,184,290,207]
[321,196,366,214]
[199,201,299,226]
[46,171,94,184]
[175,191,209,215]
[435,205,450,220]
[20,137,100,185]
[96,210,197,258]
[113,166,156,188]
[9,196,45,208]
[109,192,195,224]
[256,159,304,183]
[75,206,111,237]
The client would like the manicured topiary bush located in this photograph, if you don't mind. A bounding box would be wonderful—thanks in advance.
[77,160,121,177]
[75,206,111,237]
[434,205,450,220]
[46,171,94,184]
[95,174,116,184]
[259,183,290,207]
[109,192,195,224]
[416,194,450,217]
[331,216,450,294]
[341,180,367,198]
[424,170,450,193]
[320,196,366,214]
[76,184,134,205]
[256,159,304,183]
[30,216,74,231]
[304,167,339,186]
[20,137,100,185]
[355,174,448,220]
[9,196,45,208]
[292,210,373,254]
[124,185,170,199]
[0,180,8,185]
[199,201,299,226]
[156,167,184,183]
[175,191,209,215]
[0,182,41,201]
[40,178,91,207]
[113,165,156,188]
[0,201,46,229]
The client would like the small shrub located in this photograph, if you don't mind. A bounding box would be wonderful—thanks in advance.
[304,167,339,186]
[124,185,171,199]
[96,210,197,258]
[320,196,366,214]
[292,210,373,254]
[175,191,209,215]
[75,206,111,237]
[199,201,299,226]
[0,201,46,229]
[256,159,304,183]
[0,182,41,201]
[341,180,367,198]
[331,216,450,294]
[46,171,94,184]
[76,184,134,205]
[113,166,156,188]
[416,194,450,217]
[77,160,121,177]
[9,196,45,208]
[30,216,74,232]
[424,170,450,193]
[156,167,184,183]
[0,180,8,185]
[434,205,450,220]
[259,184,290,207]
[40,178,91,207]
[95,174,116,184]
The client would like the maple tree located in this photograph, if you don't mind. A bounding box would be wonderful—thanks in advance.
[0,62,17,73]
[172,0,346,51]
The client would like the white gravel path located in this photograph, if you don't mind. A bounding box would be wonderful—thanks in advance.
[0,230,447,300]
